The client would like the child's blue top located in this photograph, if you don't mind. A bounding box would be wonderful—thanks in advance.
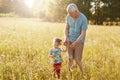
[50,48,63,64]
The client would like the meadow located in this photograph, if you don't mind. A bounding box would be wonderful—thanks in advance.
[0,18,120,80]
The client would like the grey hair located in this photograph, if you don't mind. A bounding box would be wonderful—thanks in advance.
[66,3,79,12]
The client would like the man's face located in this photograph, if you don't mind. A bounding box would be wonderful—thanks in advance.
[68,10,77,18]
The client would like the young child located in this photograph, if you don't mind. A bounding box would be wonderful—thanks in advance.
[49,38,66,80]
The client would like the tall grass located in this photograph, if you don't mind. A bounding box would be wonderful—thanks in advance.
[0,18,120,80]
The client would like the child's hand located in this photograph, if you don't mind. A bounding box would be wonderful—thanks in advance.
[61,47,67,52]
[49,53,54,58]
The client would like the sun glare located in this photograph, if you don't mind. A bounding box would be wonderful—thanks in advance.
[24,0,55,9]
[24,0,33,8]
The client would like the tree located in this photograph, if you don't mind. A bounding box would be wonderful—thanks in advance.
[44,0,91,22]
[0,0,32,17]
[45,0,68,22]
[90,0,120,24]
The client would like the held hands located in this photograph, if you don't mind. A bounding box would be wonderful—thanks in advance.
[64,37,79,49]
[64,37,69,46]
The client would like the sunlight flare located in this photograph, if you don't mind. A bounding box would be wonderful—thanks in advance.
[24,0,33,8]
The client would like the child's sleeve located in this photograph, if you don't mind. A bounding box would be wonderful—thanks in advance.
[49,49,53,55]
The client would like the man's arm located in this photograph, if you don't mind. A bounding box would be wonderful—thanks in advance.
[64,24,69,39]
[70,30,86,48]
[76,30,86,42]
[64,24,69,46]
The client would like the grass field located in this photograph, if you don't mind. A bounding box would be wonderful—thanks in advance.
[0,18,120,80]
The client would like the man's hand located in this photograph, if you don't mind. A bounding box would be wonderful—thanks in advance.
[70,40,79,49]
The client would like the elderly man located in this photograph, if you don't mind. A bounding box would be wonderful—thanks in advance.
[64,3,88,72]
